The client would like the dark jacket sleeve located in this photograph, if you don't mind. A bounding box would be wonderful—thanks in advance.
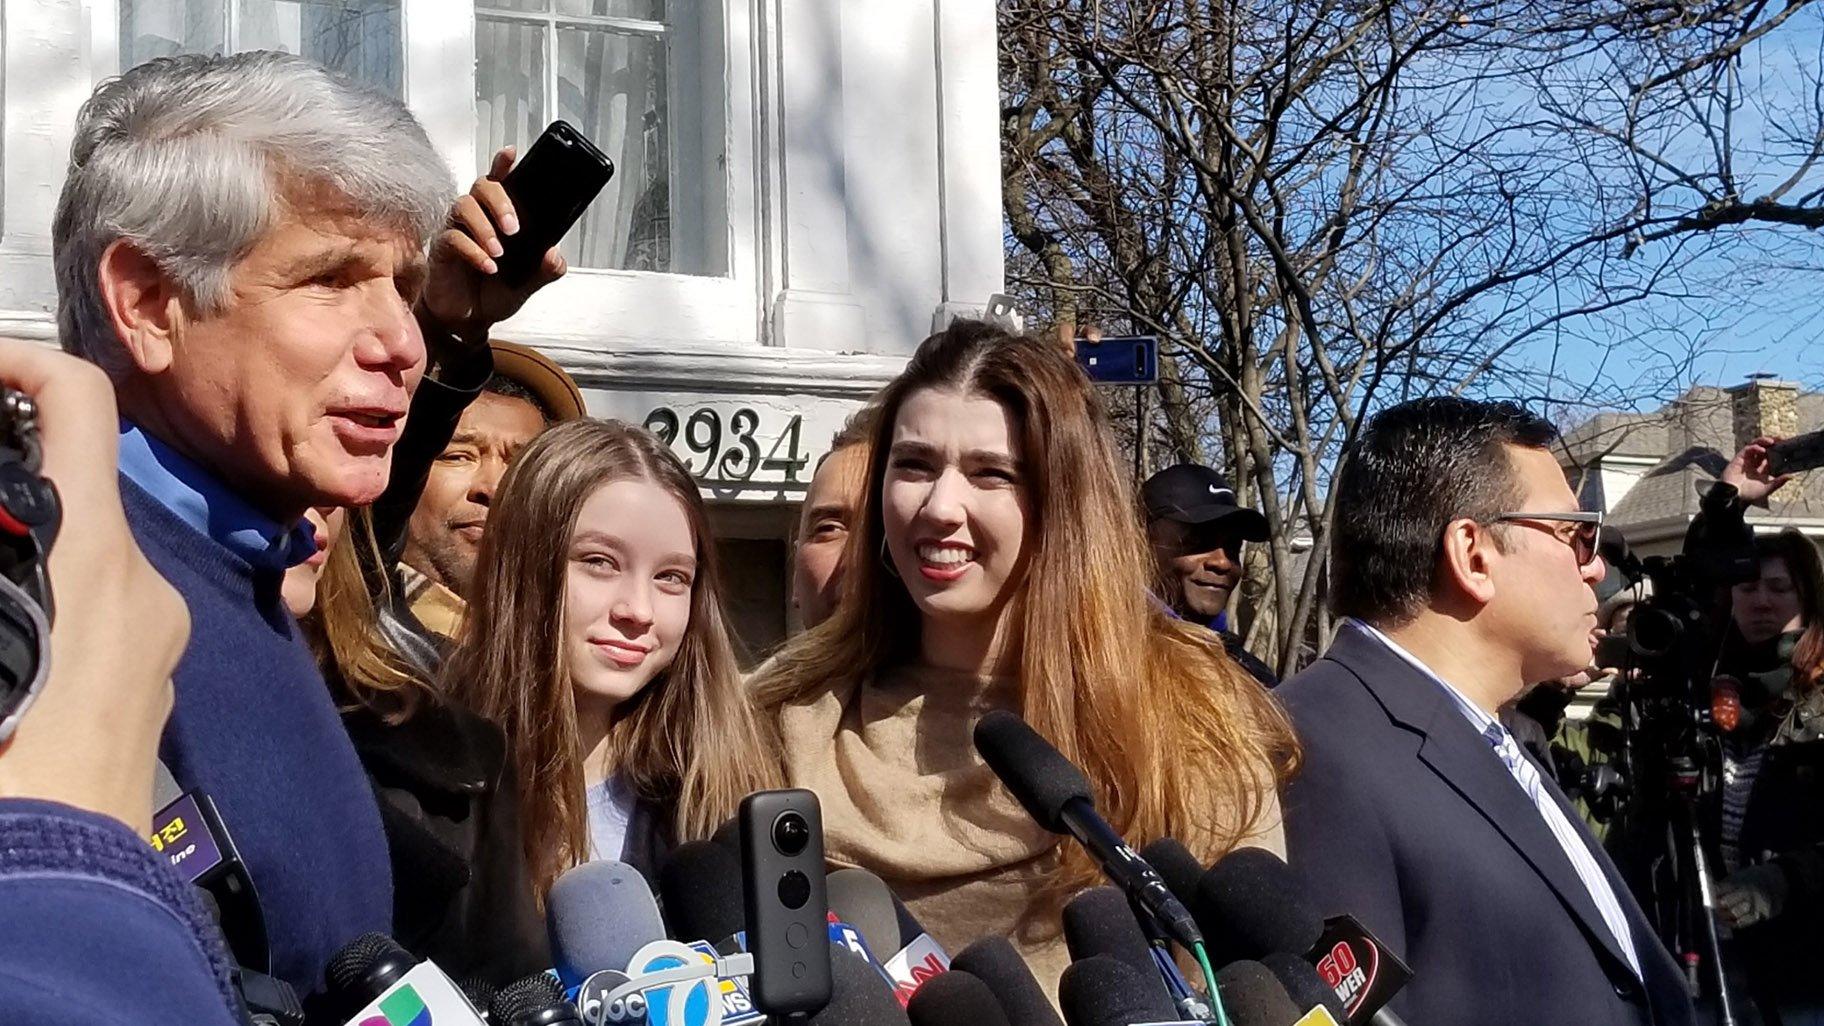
[371,337,494,566]
[1279,679,1409,959]
[0,799,245,1025]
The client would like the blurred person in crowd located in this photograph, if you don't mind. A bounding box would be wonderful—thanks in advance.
[272,150,569,982]
[1142,462,1278,686]
[751,320,1297,997]
[0,340,241,1024]
[395,339,585,645]
[1697,438,1824,1023]
[791,404,878,629]
[1279,397,1693,1026]
[445,420,777,896]
[53,51,456,990]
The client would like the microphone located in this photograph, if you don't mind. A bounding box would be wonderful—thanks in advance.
[828,869,902,963]
[322,932,487,1026]
[492,972,584,1026]
[973,711,1202,950]
[829,868,952,1003]
[949,938,1061,1026]
[1195,849,1411,1025]
[806,944,913,1026]
[1213,960,1304,1026]
[1138,838,1205,915]
[548,860,669,989]
[1063,887,1173,1006]
[1058,955,1176,1026]
[150,789,269,971]
[1259,952,1347,1023]
[659,842,748,948]
[906,969,1011,1026]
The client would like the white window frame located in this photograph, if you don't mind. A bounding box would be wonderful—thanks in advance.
[442,0,760,349]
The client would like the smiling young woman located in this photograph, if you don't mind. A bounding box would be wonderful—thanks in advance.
[750,320,1298,997]
[443,419,777,899]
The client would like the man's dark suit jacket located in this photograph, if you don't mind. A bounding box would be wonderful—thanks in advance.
[1278,625,1696,1026]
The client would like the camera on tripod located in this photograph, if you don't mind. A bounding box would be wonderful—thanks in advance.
[0,387,60,743]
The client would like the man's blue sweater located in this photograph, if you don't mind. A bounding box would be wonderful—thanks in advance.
[122,477,391,993]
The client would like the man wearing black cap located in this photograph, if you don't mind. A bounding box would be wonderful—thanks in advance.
[1142,463,1278,686]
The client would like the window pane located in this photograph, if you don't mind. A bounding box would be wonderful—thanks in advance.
[556,27,672,272]
[238,0,402,97]
[476,0,550,11]
[476,18,548,173]
[555,0,665,18]
[121,0,226,66]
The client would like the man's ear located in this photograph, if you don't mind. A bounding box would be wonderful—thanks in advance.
[1439,517,1499,607]
[96,239,185,376]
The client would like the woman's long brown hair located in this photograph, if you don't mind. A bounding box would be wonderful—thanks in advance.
[305,506,438,717]
[751,319,1299,902]
[443,419,778,900]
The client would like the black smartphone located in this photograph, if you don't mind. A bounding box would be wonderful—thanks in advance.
[1075,335,1159,384]
[1766,430,1824,477]
[739,788,832,1016]
[496,120,615,286]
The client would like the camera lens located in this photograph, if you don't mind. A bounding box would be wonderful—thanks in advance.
[772,811,810,857]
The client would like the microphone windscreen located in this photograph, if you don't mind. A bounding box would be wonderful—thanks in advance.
[712,815,742,853]
[972,710,1092,832]
[546,860,666,987]
[490,971,575,1025]
[891,891,929,951]
[659,840,747,943]
[1138,837,1205,909]
[907,969,1012,1026]
[323,931,415,1008]
[1213,960,1301,1026]
[828,868,902,959]
[1260,951,1347,1022]
[455,975,498,1017]
[950,938,1062,1026]
[809,943,914,1026]
[1058,955,1176,1026]
[1598,525,1631,567]
[1196,848,1323,965]
[1061,886,1167,1000]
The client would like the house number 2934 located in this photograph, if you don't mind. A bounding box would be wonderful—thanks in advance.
[641,406,809,483]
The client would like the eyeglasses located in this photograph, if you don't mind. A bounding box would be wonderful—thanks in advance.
[1490,510,1604,568]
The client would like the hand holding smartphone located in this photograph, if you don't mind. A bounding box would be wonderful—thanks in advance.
[496,120,616,286]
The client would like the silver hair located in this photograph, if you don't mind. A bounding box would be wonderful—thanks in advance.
[53,51,453,373]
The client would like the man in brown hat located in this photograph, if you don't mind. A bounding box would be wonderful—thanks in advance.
[395,338,586,642]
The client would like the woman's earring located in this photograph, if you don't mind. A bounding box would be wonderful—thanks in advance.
[880,536,901,579]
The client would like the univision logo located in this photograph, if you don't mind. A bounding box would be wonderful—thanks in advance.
[360,984,433,1026]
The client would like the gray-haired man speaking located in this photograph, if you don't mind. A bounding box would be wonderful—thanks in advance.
[51,51,549,991]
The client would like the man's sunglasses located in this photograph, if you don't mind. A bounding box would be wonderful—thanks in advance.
[1488,510,1604,568]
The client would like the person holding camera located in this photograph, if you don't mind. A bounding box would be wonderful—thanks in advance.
[1683,438,1824,1022]
[0,340,241,1024]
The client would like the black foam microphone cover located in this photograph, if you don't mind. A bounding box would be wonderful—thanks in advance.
[1260,951,1347,1021]
[1138,837,1206,910]
[907,970,1012,1026]
[892,891,930,950]
[809,944,913,1026]
[711,815,742,853]
[659,840,748,942]
[491,972,582,1026]
[950,937,1063,1026]
[323,932,415,1008]
[828,868,902,959]
[972,710,1093,831]
[1196,848,1324,966]
[1062,886,1167,999]
[1058,955,1177,1026]
[1213,960,1301,1026]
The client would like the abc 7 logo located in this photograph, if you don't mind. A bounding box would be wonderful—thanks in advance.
[578,970,648,1026]
[578,941,725,1026]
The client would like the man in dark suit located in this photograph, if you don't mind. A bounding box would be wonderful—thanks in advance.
[1279,398,1696,1026]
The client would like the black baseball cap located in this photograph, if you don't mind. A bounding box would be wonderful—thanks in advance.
[1141,464,1269,542]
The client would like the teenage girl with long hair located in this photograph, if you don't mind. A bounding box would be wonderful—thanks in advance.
[751,320,1298,995]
